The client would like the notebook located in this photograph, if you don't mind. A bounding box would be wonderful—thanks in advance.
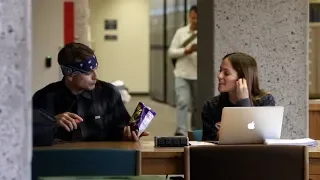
[264,138,318,147]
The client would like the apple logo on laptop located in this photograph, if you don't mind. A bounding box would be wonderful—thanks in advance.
[247,121,255,130]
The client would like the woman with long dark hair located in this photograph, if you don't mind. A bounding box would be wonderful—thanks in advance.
[202,52,275,141]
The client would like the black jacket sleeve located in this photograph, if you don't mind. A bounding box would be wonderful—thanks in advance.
[32,91,57,147]
[202,97,220,141]
[256,94,276,106]
[104,85,131,141]
[237,94,276,106]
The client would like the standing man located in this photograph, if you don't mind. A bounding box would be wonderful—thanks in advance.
[168,5,198,136]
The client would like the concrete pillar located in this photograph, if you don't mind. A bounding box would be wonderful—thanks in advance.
[196,0,215,129]
[74,0,91,47]
[0,0,32,179]
[198,0,309,138]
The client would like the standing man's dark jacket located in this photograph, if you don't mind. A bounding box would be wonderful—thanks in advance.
[32,80,130,146]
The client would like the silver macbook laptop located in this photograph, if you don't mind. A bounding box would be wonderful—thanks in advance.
[218,106,284,145]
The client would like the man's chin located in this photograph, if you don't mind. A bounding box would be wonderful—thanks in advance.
[87,84,96,90]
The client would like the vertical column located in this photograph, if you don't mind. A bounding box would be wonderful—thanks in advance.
[74,0,91,47]
[198,0,309,138]
[0,0,32,179]
[195,0,215,129]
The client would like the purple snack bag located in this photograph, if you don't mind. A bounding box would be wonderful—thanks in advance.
[129,102,156,136]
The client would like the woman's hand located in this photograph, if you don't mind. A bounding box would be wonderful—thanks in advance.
[215,122,221,130]
[236,78,249,100]
[215,122,221,139]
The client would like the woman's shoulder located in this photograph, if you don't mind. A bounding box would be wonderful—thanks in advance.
[204,95,221,108]
[254,91,276,106]
[202,95,222,117]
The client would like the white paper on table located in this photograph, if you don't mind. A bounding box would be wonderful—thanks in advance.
[264,138,318,147]
[189,141,215,146]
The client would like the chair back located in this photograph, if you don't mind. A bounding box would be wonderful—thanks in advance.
[32,149,141,180]
[188,130,203,141]
[184,145,308,180]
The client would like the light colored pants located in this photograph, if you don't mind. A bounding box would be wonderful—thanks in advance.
[175,77,197,136]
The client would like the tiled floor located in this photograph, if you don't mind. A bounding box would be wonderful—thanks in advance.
[125,95,191,141]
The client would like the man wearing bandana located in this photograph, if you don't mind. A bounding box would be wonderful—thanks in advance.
[32,43,148,146]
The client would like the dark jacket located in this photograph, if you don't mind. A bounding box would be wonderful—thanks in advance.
[201,93,276,141]
[32,80,130,146]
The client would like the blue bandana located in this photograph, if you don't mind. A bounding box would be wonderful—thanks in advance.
[61,55,98,76]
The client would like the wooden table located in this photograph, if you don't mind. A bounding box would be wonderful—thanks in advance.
[310,101,320,140]
[309,141,320,179]
[39,176,164,180]
[35,141,320,177]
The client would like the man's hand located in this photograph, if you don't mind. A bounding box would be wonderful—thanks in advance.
[55,112,83,132]
[184,43,197,55]
[190,43,197,51]
[123,126,150,141]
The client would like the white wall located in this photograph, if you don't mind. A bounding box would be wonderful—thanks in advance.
[32,0,63,93]
[89,0,150,93]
